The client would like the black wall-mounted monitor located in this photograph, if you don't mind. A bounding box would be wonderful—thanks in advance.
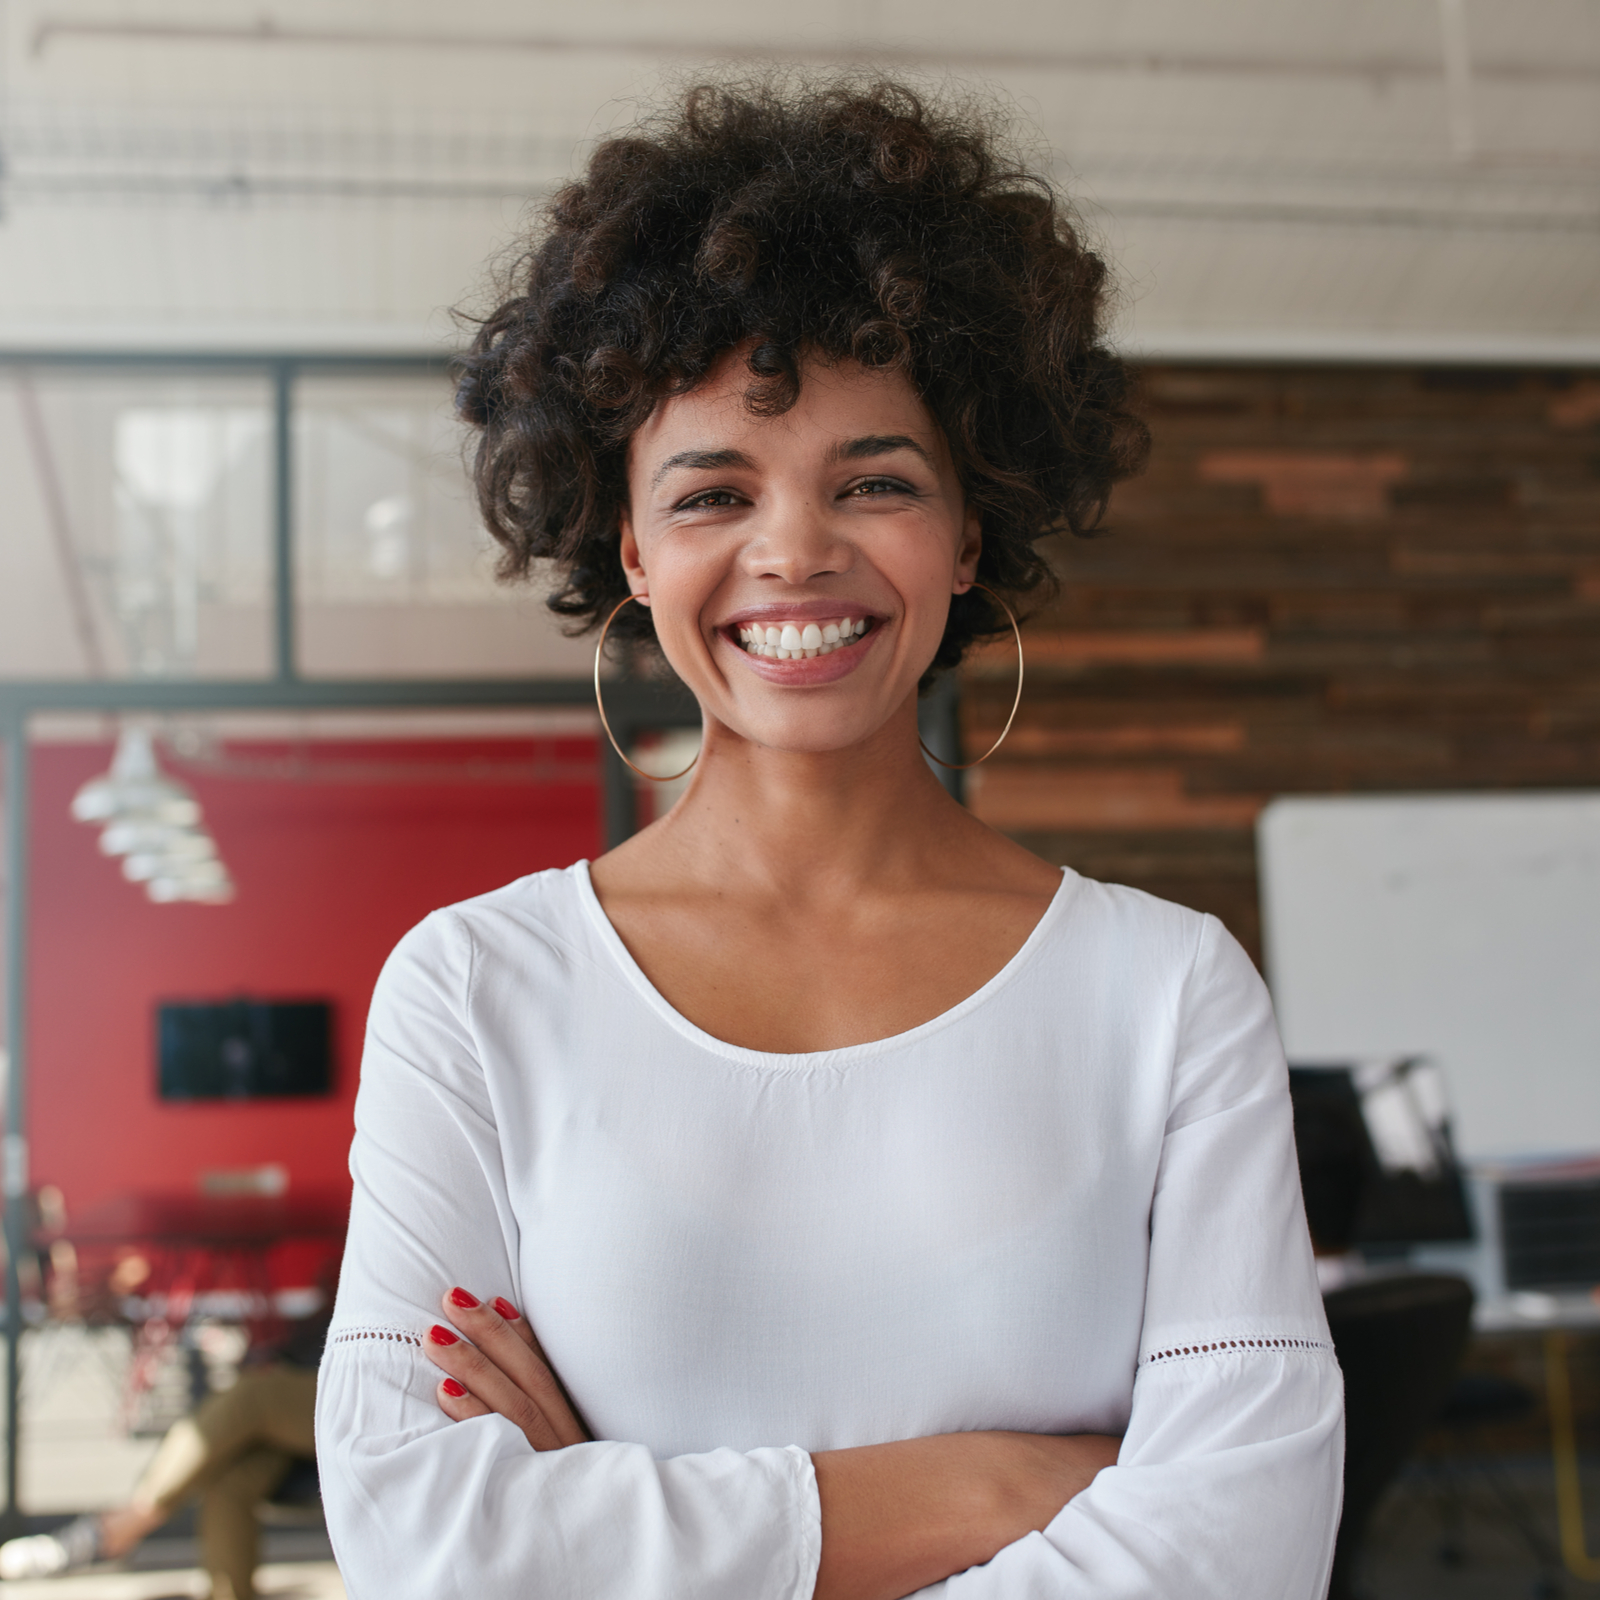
[1289,1058,1474,1250]
[157,998,333,1101]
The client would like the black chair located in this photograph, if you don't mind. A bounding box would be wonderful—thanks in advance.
[267,1455,320,1508]
[1430,1372,1563,1596]
[258,1455,322,1531]
[1324,1273,1475,1600]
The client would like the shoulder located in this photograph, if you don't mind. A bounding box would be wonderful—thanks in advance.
[1052,869,1224,983]
[1065,872,1268,1017]
[373,862,602,1014]
[358,864,605,1111]
[388,860,595,960]
[1049,871,1279,1109]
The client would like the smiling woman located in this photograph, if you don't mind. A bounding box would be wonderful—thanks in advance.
[315,77,1344,1600]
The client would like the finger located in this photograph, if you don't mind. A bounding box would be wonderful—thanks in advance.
[425,1323,565,1451]
[441,1290,589,1447]
[436,1376,492,1422]
[488,1295,538,1353]
[488,1295,592,1441]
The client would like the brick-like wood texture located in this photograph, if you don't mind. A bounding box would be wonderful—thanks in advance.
[964,366,1600,965]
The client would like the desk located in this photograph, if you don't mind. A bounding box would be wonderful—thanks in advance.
[58,1192,348,1252]
[43,1191,347,1421]
[1475,1292,1600,1335]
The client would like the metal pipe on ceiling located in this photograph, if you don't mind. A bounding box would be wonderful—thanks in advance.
[28,15,1600,87]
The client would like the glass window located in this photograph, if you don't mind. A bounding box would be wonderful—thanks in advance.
[0,367,274,679]
[293,371,590,678]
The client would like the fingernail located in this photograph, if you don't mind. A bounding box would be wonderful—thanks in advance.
[448,1287,479,1309]
[428,1324,459,1346]
[492,1297,521,1320]
[440,1378,467,1398]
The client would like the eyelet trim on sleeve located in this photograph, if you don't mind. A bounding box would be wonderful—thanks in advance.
[1140,1335,1333,1368]
[328,1326,424,1348]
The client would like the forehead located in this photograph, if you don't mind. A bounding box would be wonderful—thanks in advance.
[627,353,939,471]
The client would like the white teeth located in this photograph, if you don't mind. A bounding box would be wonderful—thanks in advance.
[737,618,870,660]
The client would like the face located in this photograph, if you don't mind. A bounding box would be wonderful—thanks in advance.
[620,351,981,758]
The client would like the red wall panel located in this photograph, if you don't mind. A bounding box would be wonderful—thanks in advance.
[26,738,600,1224]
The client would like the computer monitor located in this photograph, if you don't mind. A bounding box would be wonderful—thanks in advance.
[1289,1058,1474,1250]
[157,998,333,1100]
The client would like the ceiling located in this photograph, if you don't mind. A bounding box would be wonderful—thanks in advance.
[1,0,1596,358]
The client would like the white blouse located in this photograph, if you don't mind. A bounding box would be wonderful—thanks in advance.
[316,862,1343,1600]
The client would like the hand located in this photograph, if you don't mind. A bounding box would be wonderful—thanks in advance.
[426,1288,591,1451]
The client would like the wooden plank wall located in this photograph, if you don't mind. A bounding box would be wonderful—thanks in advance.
[964,364,1600,965]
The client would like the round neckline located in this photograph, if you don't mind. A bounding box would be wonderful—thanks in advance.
[572,859,1079,1070]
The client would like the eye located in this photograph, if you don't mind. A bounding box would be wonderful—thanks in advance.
[844,476,916,498]
[674,487,744,511]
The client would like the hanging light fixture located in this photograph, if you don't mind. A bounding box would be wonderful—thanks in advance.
[71,726,235,904]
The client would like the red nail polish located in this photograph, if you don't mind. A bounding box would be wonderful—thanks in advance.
[429,1324,459,1346]
[448,1287,479,1309]
[441,1378,467,1398]
[492,1297,521,1320]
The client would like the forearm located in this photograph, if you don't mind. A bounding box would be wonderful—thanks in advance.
[812,1431,1119,1600]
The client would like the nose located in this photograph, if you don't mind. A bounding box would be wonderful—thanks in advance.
[740,490,854,585]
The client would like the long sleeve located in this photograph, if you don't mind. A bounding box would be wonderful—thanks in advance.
[315,911,822,1600]
[922,917,1344,1599]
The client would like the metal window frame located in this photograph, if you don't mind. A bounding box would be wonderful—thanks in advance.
[0,349,962,1528]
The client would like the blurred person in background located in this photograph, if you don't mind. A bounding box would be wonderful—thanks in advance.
[317,75,1343,1600]
[0,1307,327,1598]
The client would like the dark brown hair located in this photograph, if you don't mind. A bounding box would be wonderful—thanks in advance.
[456,76,1148,673]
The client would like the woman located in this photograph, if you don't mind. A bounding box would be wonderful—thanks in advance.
[316,79,1343,1599]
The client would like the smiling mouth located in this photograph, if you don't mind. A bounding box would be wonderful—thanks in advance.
[732,617,874,661]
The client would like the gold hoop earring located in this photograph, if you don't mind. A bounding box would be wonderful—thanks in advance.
[919,582,1024,772]
[594,595,700,783]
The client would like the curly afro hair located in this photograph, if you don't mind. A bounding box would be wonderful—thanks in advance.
[455,75,1149,675]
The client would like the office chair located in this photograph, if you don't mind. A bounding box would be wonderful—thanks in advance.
[1430,1371,1564,1597]
[1323,1272,1475,1600]
[259,1455,322,1525]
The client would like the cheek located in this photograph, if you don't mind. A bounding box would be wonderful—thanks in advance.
[639,551,723,648]
[885,522,964,610]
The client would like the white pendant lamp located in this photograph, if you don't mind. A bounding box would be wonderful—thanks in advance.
[71,726,235,904]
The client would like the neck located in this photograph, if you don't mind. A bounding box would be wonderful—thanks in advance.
[630,696,978,900]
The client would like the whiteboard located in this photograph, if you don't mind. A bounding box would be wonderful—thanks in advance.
[1258,793,1600,1161]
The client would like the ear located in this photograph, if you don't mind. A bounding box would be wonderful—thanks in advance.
[617,511,651,603]
[952,504,982,593]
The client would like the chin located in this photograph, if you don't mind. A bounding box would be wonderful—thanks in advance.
[734,708,894,758]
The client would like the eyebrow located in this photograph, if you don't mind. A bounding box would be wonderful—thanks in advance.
[648,434,935,492]
[650,448,754,491]
[829,434,935,468]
